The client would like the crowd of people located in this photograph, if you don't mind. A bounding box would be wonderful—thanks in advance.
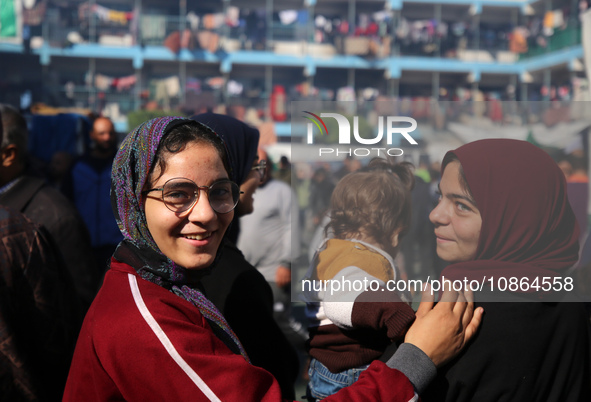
[0,102,589,401]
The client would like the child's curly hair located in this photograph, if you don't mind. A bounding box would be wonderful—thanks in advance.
[328,157,415,253]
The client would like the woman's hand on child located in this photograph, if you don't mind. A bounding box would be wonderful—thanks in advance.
[404,284,484,367]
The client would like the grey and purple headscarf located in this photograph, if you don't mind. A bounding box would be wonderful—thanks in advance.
[110,116,248,361]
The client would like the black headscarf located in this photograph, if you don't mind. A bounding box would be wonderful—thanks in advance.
[191,113,260,186]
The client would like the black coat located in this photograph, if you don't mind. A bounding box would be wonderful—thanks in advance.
[0,175,99,308]
[423,297,591,402]
[0,205,82,401]
[201,241,300,400]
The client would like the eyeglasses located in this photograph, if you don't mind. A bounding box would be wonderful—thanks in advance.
[251,160,267,182]
[143,178,241,214]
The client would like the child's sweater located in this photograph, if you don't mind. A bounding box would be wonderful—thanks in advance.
[305,239,416,373]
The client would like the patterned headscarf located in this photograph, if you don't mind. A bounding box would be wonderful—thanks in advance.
[110,116,249,361]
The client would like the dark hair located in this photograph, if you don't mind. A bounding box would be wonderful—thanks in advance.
[441,152,476,204]
[0,104,28,162]
[146,122,231,187]
[328,158,415,252]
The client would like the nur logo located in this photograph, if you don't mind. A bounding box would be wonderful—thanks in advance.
[303,111,418,145]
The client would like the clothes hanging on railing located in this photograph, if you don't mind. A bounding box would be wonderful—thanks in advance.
[226,6,240,28]
[185,78,201,93]
[78,3,134,25]
[151,76,181,109]
[141,15,166,40]
[113,75,137,91]
[22,0,46,26]
[93,73,136,91]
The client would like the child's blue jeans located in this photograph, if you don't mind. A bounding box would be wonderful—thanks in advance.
[306,358,369,401]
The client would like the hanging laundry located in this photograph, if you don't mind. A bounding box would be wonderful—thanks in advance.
[396,18,410,38]
[509,27,528,53]
[93,5,110,21]
[296,10,309,25]
[115,75,136,91]
[336,86,355,102]
[359,14,369,31]
[338,20,349,35]
[152,76,181,109]
[0,0,17,38]
[373,10,391,23]
[226,6,240,27]
[141,15,166,40]
[214,14,225,29]
[205,76,225,89]
[362,88,379,101]
[315,15,327,29]
[90,4,133,25]
[164,31,181,53]
[451,22,466,36]
[552,10,564,28]
[197,30,219,53]
[185,78,201,93]
[426,20,435,37]
[203,13,223,30]
[186,11,199,31]
[107,10,128,25]
[154,81,170,109]
[279,10,298,25]
[270,85,287,122]
[94,74,113,90]
[227,80,244,96]
[181,29,196,50]
[543,11,554,36]
[163,76,180,97]
[22,0,46,26]
[64,81,75,99]
[488,97,503,123]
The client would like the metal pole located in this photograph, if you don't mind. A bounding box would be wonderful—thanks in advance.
[348,68,355,88]
[89,58,96,110]
[265,65,272,120]
[433,72,440,100]
[543,68,551,102]
[90,0,96,43]
[435,4,441,57]
[135,69,142,110]
[349,0,356,35]
[266,0,273,50]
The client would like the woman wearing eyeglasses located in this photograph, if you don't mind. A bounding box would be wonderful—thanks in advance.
[64,116,482,401]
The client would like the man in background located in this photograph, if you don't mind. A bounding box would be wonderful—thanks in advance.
[238,150,306,346]
[0,108,82,400]
[63,116,123,274]
[0,103,98,308]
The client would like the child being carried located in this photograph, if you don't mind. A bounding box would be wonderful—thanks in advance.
[304,158,417,400]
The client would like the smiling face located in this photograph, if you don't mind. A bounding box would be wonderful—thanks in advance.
[143,142,233,269]
[429,161,482,263]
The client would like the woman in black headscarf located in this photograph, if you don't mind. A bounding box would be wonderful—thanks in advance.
[194,113,300,399]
